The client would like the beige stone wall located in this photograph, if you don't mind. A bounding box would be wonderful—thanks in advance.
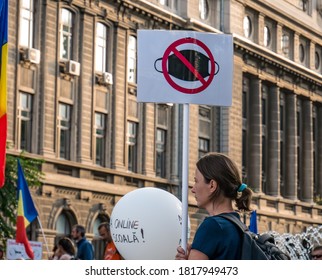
[5,0,322,259]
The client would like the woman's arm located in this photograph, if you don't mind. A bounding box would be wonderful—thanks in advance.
[188,249,209,260]
[175,244,209,260]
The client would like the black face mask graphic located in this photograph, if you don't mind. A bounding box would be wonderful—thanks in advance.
[154,49,219,81]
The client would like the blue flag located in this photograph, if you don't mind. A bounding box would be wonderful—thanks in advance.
[249,210,258,234]
[16,159,38,259]
[17,159,38,223]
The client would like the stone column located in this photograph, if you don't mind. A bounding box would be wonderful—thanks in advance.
[39,0,58,157]
[77,9,94,164]
[258,13,265,47]
[247,78,262,192]
[266,86,280,196]
[276,23,283,55]
[317,106,322,197]
[309,41,316,70]
[284,94,297,199]
[301,99,313,203]
[294,32,300,63]
[142,103,155,177]
[111,23,127,171]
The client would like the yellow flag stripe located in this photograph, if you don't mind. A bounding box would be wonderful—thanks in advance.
[0,43,7,117]
[17,190,31,228]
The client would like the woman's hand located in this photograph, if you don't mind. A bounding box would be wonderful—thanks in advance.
[175,244,191,260]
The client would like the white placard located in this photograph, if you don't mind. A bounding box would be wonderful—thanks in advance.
[138,30,233,106]
[6,238,43,260]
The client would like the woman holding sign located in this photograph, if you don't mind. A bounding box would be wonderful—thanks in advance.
[175,152,253,260]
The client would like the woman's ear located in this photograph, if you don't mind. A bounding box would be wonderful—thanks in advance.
[209,179,217,193]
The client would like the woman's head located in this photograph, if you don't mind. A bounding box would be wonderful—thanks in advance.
[195,152,252,211]
[58,237,75,256]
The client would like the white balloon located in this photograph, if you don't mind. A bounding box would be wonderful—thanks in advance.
[110,187,189,260]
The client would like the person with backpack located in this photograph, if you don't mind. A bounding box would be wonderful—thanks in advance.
[71,224,94,260]
[175,152,253,260]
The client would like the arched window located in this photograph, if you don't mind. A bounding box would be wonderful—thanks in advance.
[263,26,271,47]
[56,212,72,235]
[243,16,252,38]
[199,0,209,20]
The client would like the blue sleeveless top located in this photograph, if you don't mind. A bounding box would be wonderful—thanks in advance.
[191,212,242,260]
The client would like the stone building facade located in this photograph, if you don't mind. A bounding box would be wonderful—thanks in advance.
[5,0,322,259]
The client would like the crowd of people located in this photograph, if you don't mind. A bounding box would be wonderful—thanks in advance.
[0,153,321,260]
[48,223,121,260]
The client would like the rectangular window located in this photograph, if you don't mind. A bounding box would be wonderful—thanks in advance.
[156,104,170,178]
[198,106,211,158]
[280,94,285,192]
[60,9,73,60]
[19,92,33,152]
[296,101,302,198]
[262,135,267,193]
[95,112,106,166]
[242,76,249,180]
[261,85,268,192]
[262,96,267,125]
[128,36,137,84]
[127,121,138,172]
[159,0,178,10]
[281,28,293,60]
[19,0,34,47]
[242,129,247,177]
[159,0,169,6]
[59,103,71,159]
[198,138,209,159]
[95,23,107,73]
[299,0,311,15]
[156,129,166,178]
[313,106,317,198]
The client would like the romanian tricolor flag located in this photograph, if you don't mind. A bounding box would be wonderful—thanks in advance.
[0,0,8,188]
[16,160,38,259]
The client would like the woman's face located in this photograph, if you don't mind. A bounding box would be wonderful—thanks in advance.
[191,167,213,209]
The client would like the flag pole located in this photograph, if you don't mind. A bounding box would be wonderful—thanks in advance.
[181,103,189,252]
[36,216,51,258]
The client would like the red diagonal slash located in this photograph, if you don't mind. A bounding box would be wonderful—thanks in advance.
[171,47,207,85]
[161,37,215,94]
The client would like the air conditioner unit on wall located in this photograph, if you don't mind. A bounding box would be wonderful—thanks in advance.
[101,72,113,85]
[65,60,80,76]
[24,48,41,64]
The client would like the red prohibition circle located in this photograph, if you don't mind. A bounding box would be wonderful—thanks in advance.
[161,37,216,94]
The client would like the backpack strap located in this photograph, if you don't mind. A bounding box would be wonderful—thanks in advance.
[217,213,249,233]
[218,213,268,260]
